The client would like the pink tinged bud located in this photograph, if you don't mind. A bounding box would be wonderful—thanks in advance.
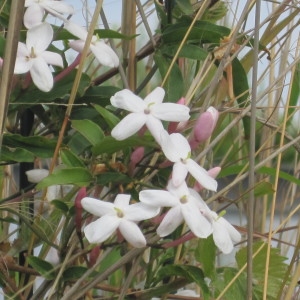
[75,187,87,232]
[89,245,101,267]
[168,97,187,133]
[193,106,219,143]
[194,166,221,192]
[130,147,144,164]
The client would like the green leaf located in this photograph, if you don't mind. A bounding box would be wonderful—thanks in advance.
[62,266,98,281]
[157,264,209,299]
[54,27,136,41]
[0,35,5,57]
[231,58,251,139]
[51,200,69,213]
[213,267,247,300]
[11,71,90,107]
[2,134,56,158]
[287,63,300,126]
[36,167,93,189]
[67,132,92,155]
[160,44,208,61]
[78,86,120,106]
[92,136,155,155]
[96,172,131,186]
[60,148,86,168]
[195,236,216,278]
[154,50,184,102]
[71,119,104,146]
[92,104,120,129]
[236,241,288,299]
[253,181,274,197]
[0,146,35,162]
[161,20,230,44]
[27,256,55,280]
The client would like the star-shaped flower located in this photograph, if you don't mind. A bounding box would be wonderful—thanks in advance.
[81,194,160,248]
[24,0,74,28]
[204,210,241,254]
[110,87,190,143]
[14,23,63,92]
[189,189,241,254]
[160,131,217,190]
[139,180,213,238]
[64,21,119,68]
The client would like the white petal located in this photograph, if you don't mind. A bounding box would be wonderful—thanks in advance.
[169,133,191,157]
[145,115,165,143]
[111,113,146,140]
[84,216,120,244]
[41,51,63,67]
[26,169,49,183]
[181,201,212,238]
[64,21,88,41]
[144,87,165,105]
[27,23,53,54]
[30,57,53,92]
[24,4,44,29]
[160,131,181,162]
[91,41,119,68]
[157,206,183,237]
[114,194,131,208]
[81,197,115,217]
[119,219,146,248]
[14,57,32,74]
[186,159,218,191]
[43,1,74,15]
[212,221,234,254]
[110,89,145,112]
[219,217,241,243]
[68,40,86,53]
[152,103,190,122]
[125,203,160,221]
[167,180,189,198]
[139,190,178,207]
[171,162,188,187]
[16,42,30,57]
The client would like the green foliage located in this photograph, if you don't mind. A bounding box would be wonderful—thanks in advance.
[36,167,93,188]
[236,242,289,299]
[27,256,56,280]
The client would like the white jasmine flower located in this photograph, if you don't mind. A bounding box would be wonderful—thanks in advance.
[204,210,241,254]
[110,87,190,143]
[139,180,213,238]
[14,23,63,92]
[81,194,160,248]
[24,0,74,28]
[160,131,217,190]
[64,21,119,68]
[189,189,241,254]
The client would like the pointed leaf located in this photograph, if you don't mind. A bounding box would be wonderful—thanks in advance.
[60,148,86,168]
[36,167,93,189]
[71,119,104,146]
[92,104,120,129]
[27,256,55,280]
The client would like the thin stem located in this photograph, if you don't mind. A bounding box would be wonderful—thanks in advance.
[247,1,261,299]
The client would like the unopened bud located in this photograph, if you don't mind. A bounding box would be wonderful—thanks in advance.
[193,106,219,143]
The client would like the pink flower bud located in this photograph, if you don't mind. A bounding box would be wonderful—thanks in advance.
[130,147,144,164]
[75,187,86,232]
[89,245,101,267]
[194,166,221,192]
[168,97,187,133]
[193,106,219,143]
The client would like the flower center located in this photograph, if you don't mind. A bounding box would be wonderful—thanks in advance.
[180,195,188,204]
[144,102,155,114]
[28,47,36,59]
[114,207,124,218]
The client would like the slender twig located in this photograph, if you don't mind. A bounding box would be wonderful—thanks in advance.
[247,1,261,298]
[0,0,25,148]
